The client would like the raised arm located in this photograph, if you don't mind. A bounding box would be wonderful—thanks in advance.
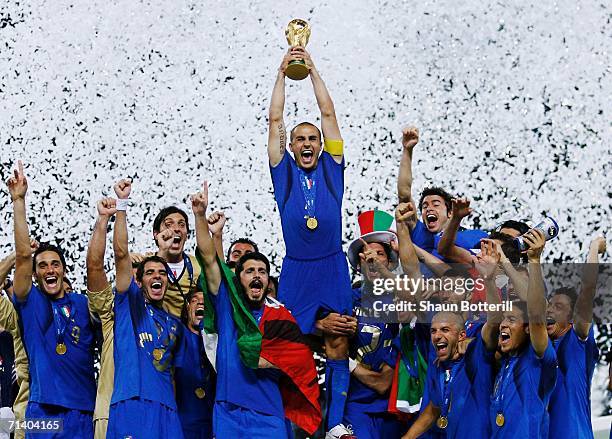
[574,236,606,339]
[207,211,226,261]
[397,127,419,216]
[268,51,295,167]
[524,229,549,357]
[7,161,32,301]
[492,239,529,301]
[437,198,474,263]
[112,179,133,294]
[395,202,421,279]
[299,48,342,146]
[192,181,221,295]
[87,198,116,292]
[476,239,503,350]
[0,251,16,289]
[413,246,451,277]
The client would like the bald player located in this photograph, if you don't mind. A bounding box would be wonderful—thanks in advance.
[268,46,353,439]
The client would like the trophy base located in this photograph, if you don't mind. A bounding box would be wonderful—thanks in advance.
[286,61,309,80]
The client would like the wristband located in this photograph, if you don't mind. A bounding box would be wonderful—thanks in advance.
[116,198,130,211]
[348,358,358,373]
[324,139,344,156]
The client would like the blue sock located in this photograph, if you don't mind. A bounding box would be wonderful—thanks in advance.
[325,358,350,430]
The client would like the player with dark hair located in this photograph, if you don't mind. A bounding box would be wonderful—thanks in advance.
[226,238,259,269]
[7,161,96,437]
[546,237,605,439]
[150,205,202,319]
[397,128,486,261]
[490,229,558,438]
[86,197,119,439]
[495,220,530,238]
[341,209,403,438]
[193,182,286,437]
[266,275,279,299]
[403,239,504,439]
[0,244,36,439]
[175,288,215,439]
[107,178,184,438]
[268,46,354,439]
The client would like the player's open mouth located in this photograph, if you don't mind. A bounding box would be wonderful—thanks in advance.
[151,281,163,294]
[173,235,181,244]
[546,317,556,328]
[44,276,58,288]
[249,279,264,294]
[301,150,314,164]
[426,213,438,228]
[435,342,448,355]
[195,306,205,317]
[499,331,511,344]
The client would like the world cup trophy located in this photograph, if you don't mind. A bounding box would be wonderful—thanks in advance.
[285,19,311,80]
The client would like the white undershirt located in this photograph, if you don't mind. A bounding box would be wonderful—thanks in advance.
[166,260,185,280]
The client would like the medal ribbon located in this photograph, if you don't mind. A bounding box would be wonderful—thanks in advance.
[51,296,74,348]
[439,361,461,420]
[492,356,518,417]
[198,335,211,386]
[166,253,194,305]
[166,253,194,287]
[403,328,420,379]
[297,168,316,220]
[146,304,173,362]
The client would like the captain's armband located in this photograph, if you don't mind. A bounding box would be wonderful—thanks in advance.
[323,139,343,156]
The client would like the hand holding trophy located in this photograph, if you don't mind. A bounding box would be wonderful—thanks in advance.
[285,19,311,80]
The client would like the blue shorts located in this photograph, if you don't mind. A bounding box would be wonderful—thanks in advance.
[25,402,93,439]
[182,424,212,439]
[278,251,352,334]
[107,398,183,439]
[343,404,405,439]
[213,401,290,439]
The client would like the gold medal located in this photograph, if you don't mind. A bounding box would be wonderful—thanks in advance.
[56,343,67,355]
[495,413,505,427]
[195,387,205,399]
[436,416,448,429]
[152,348,163,361]
[306,217,318,230]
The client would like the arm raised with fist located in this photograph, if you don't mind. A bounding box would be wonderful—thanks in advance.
[192,182,222,295]
[112,179,133,295]
[7,161,33,301]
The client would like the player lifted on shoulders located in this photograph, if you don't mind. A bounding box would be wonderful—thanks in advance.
[268,46,354,438]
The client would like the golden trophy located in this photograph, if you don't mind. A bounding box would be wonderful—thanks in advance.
[285,19,311,80]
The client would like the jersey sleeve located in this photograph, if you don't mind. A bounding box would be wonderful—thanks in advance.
[456,229,489,251]
[433,229,488,254]
[209,280,229,317]
[0,293,19,335]
[380,341,399,369]
[87,282,113,317]
[464,332,495,381]
[410,220,435,253]
[320,151,345,201]
[269,152,293,212]
[533,341,558,397]
[12,285,46,319]
[114,278,140,307]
